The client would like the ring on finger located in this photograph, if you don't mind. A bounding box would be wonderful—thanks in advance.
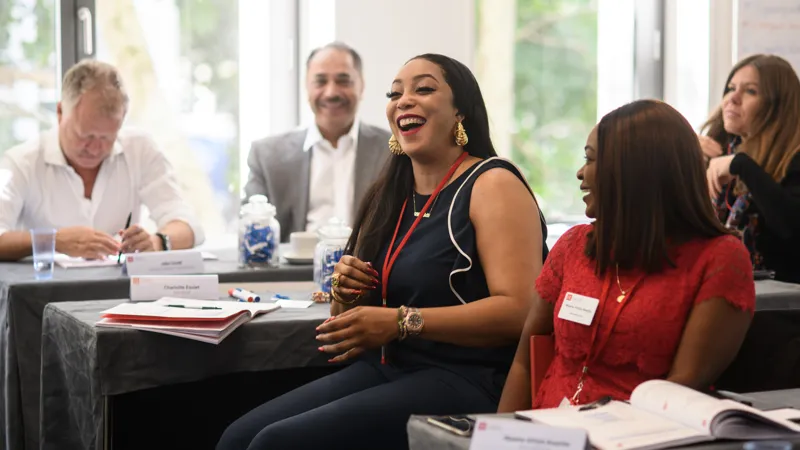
[331,272,341,288]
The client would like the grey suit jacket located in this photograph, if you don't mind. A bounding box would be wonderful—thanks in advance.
[244,122,391,242]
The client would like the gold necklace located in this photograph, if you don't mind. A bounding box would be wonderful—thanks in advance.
[413,192,438,218]
[615,264,628,303]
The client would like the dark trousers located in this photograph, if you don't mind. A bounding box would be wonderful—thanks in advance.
[216,359,498,450]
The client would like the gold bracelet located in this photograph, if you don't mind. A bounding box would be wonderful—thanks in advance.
[330,289,357,305]
[397,306,408,341]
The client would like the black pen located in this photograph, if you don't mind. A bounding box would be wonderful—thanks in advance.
[118,212,132,264]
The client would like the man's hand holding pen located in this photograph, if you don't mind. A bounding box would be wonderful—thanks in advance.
[119,224,161,253]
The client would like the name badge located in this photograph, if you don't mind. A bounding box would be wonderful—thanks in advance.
[130,275,219,302]
[124,250,204,276]
[469,417,588,450]
[557,292,599,326]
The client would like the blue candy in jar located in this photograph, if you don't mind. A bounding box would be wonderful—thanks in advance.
[320,247,344,293]
[241,222,276,264]
[239,195,281,268]
[314,218,352,293]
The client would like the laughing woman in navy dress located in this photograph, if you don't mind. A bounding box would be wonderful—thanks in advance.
[217,54,548,450]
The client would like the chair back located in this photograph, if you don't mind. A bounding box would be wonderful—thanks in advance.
[530,334,555,406]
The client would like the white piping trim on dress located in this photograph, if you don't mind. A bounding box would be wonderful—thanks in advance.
[446,156,544,304]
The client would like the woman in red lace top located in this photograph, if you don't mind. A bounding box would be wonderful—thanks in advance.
[498,100,756,411]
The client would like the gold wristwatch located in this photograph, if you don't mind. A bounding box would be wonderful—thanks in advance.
[403,307,424,336]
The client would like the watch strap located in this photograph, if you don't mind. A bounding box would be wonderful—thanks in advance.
[156,232,170,251]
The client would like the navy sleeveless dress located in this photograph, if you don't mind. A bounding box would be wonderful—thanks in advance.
[367,157,549,402]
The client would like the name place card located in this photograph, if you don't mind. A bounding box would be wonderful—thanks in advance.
[469,418,589,450]
[130,275,220,302]
[124,250,204,276]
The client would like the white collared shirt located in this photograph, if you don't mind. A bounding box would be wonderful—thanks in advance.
[0,128,205,245]
[303,120,359,232]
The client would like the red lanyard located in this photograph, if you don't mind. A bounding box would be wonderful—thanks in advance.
[570,269,644,404]
[379,151,468,363]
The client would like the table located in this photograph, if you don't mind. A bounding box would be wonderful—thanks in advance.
[26,277,800,450]
[40,282,330,450]
[0,249,313,450]
[717,280,800,393]
[407,389,800,450]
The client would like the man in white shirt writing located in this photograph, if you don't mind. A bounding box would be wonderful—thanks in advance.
[244,42,390,241]
[0,59,203,260]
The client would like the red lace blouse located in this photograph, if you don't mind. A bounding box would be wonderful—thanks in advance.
[532,224,755,409]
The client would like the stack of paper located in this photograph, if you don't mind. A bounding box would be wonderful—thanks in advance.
[96,298,280,344]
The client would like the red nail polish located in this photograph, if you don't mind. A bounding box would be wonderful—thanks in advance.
[318,347,324,352]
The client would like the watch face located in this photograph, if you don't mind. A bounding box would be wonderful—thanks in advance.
[407,312,424,331]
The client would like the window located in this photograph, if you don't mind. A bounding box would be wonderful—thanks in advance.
[0,0,59,155]
[476,0,655,243]
[92,0,298,245]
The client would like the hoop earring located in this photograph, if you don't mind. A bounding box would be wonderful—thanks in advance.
[389,135,404,155]
[455,122,468,147]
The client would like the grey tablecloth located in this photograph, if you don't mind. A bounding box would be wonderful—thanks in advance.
[0,249,312,450]
[408,389,800,450]
[40,288,329,450]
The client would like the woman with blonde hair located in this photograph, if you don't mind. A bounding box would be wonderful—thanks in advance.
[703,54,800,283]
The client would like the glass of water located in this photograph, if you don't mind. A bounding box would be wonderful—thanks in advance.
[30,228,57,280]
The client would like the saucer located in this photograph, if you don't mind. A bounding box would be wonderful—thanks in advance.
[284,253,314,265]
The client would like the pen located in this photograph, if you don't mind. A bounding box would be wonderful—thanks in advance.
[165,304,222,310]
[118,212,132,264]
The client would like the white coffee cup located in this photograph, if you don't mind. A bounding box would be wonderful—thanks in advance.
[288,231,318,259]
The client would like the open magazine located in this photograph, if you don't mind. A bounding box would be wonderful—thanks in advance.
[515,380,800,450]
[96,297,279,344]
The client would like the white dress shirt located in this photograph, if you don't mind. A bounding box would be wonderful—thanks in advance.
[303,120,359,232]
[0,128,205,245]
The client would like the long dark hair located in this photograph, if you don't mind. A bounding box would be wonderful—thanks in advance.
[345,54,497,268]
[586,99,729,274]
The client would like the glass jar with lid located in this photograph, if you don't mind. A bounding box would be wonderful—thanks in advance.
[238,194,281,268]
[313,217,352,294]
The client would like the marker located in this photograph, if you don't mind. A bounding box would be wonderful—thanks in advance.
[228,288,261,302]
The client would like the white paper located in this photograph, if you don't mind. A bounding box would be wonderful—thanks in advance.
[124,249,204,276]
[763,408,800,423]
[54,255,120,268]
[100,298,279,320]
[557,292,599,326]
[517,402,709,450]
[130,275,219,302]
[275,299,313,309]
[469,417,588,450]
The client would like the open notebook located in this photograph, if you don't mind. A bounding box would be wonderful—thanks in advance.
[516,379,800,450]
[95,298,279,344]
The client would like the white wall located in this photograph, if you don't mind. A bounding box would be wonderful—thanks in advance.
[300,0,476,131]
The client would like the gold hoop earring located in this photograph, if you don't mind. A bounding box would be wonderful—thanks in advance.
[389,134,404,155]
[455,122,468,147]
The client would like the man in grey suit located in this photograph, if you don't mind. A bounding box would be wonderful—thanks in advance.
[245,42,390,241]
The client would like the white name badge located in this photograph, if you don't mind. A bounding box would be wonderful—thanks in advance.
[124,250,204,276]
[130,275,219,302]
[557,292,599,326]
[469,417,588,450]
